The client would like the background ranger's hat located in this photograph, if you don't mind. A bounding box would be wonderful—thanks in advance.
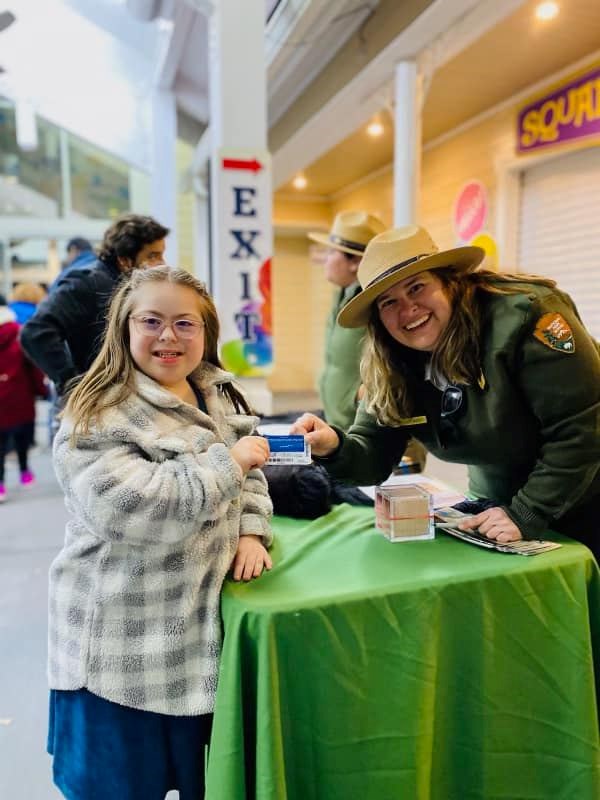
[308,211,385,256]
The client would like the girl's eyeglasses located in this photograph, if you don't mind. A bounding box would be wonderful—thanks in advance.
[129,315,205,339]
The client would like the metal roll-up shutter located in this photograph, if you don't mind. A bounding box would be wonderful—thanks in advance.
[517,146,600,340]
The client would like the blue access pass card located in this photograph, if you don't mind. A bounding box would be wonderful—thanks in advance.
[263,435,311,465]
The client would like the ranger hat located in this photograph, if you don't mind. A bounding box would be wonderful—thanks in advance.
[308,211,385,256]
[338,225,484,328]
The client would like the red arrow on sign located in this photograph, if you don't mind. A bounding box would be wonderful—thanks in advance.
[222,157,263,173]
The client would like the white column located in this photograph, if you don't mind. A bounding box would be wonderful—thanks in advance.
[192,181,210,285]
[393,61,423,227]
[150,89,178,265]
[207,0,273,412]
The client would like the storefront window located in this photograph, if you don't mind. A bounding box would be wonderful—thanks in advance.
[68,134,130,219]
[0,98,62,216]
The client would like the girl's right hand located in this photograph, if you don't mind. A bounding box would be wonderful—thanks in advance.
[289,413,340,457]
[230,435,270,474]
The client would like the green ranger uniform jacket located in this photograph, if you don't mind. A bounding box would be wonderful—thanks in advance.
[319,284,365,429]
[321,282,600,546]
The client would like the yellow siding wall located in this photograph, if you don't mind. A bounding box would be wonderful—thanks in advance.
[330,169,395,227]
[269,233,335,392]
[420,108,514,250]
[273,195,331,229]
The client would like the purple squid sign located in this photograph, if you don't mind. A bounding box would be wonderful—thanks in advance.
[517,61,600,154]
[215,149,273,377]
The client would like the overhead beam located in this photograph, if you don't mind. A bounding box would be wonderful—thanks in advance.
[272,0,526,189]
[154,2,196,89]
[175,75,209,123]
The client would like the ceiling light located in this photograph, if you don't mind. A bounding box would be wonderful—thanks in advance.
[292,173,307,190]
[535,1,559,21]
[367,117,384,137]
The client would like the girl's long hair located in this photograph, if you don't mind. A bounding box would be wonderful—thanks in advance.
[361,268,556,425]
[64,266,252,437]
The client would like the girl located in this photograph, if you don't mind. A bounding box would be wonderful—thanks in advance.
[0,294,47,502]
[292,225,600,555]
[48,266,273,800]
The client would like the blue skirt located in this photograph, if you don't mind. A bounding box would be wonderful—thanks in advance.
[48,689,212,800]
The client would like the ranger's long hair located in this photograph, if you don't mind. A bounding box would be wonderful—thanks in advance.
[64,266,252,437]
[361,268,556,425]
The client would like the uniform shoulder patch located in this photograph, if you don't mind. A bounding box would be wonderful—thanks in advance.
[533,312,575,353]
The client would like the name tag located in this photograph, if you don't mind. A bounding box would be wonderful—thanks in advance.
[397,415,427,427]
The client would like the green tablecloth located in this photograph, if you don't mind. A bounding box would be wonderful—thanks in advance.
[206,505,600,800]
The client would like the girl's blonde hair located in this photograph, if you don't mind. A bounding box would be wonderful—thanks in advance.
[64,266,251,437]
[361,268,556,425]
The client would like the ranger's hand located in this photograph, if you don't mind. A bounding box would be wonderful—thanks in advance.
[289,413,340,457]
[458,506,523,543]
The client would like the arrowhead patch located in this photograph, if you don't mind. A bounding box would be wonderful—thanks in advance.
[533,312,575,353]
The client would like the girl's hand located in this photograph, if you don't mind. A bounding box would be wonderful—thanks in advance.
[289,413,340,457]
[230,436,270,474]
[232,534,273,581]
[457,506,523,543]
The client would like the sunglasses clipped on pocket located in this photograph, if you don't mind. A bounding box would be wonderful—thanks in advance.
[439,384,464,443]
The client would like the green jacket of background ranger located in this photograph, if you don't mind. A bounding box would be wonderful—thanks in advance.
[319,285,365,429]
[321,282,600,542]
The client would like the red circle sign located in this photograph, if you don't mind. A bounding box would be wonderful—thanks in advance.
[453,181,487,241]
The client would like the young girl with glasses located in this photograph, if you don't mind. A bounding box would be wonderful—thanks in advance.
[47,266,273,800]
[292,225,600,556]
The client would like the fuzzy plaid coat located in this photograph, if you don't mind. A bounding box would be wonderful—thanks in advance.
[49,364,272,716]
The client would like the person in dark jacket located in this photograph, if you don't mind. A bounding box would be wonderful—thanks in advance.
[0,295,48,502]
[292,225,600,556]
[21,214,169,395]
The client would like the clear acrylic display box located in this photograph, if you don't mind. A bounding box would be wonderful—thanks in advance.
[375,484,435,542]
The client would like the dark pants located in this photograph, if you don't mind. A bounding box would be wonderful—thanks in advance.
[0,424,32,483]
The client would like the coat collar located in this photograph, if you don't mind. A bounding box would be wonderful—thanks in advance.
[133,362,237,410]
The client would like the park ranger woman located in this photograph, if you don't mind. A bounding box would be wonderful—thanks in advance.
[292,225,600,555]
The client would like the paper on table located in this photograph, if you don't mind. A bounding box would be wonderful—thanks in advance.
[360,473,466,509]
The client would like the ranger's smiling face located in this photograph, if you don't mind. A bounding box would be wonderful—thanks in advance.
[375,270,452,352]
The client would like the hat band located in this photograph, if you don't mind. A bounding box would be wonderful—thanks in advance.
[329,234,366,252]
[364,253,432,289]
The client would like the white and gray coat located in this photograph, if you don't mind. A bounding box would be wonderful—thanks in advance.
[49,364,272,716]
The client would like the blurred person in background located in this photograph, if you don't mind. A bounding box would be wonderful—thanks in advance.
[9,282,47,324]
[308,211,426,473]
[308,211,386,430]
[49,237,96,292]
[0,293,48,503]
[21,214,169,398]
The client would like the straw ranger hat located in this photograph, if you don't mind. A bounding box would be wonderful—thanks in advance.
[308,211,386,256]
[337,225,485,328]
